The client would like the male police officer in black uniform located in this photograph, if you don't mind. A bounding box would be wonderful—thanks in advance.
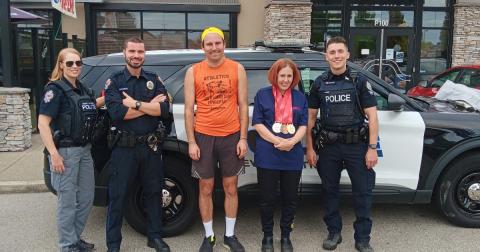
[306,37,379,252]
[105,37,170,252]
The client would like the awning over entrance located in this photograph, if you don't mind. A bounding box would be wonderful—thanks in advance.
[10,6,47,23]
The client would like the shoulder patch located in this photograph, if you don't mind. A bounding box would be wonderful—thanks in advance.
[43,90,54,103]
[105,79,111,90]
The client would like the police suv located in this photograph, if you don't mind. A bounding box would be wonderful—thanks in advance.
[43,45,480,237]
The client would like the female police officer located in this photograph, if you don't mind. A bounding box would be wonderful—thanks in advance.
[38,48,104,252]
[306,37,379,252]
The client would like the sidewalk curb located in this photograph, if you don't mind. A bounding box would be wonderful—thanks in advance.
[0,180,49,194]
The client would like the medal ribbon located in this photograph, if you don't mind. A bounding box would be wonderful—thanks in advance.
[272,85,293,125]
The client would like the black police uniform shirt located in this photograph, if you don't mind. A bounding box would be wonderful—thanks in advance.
[105,67,169,136]
[39,77,92,122]
[308,67,377,127]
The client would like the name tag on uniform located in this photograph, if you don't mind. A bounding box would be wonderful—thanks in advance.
[119,87,128,91]
[325,81,335,85]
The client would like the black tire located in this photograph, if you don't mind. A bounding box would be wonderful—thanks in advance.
[124,154,198,237]
[435,153,480,227]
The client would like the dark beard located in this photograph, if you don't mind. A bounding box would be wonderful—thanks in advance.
[125,57,143,69]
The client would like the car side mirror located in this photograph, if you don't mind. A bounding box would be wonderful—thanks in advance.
[388,93,406,112]
[418,80,428,87]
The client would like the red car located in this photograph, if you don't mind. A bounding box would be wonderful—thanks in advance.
[407,65,480,97]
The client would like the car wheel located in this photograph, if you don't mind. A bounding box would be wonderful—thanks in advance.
[435,153,480,227]
[125,155,198,237]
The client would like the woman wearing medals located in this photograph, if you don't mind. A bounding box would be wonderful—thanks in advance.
[252,58,308,252]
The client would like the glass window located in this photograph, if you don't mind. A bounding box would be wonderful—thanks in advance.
[144,31,186,50]
[143,12,185,29]
[419,58,447,79]
[311,10,342,48]
[431,69,460,87]
[188,31,230,49]
[246,70,269,104]
[17,9,53,28]
[351,11,414,27]
[457,69,480,88]
[97,12,141,29]
[351,0,415,6]
[423,12,448,28]
[421,29,447,59]
[97,30,142,55]
[95,11,232,54]
[424,0,447,7]
[312,0,342,6]
[188,13,229,30]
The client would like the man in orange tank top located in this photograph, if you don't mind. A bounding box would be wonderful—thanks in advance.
[184,27,248,252]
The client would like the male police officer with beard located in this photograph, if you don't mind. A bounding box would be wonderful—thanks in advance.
[306,36,379,252]
[105,37,170,252]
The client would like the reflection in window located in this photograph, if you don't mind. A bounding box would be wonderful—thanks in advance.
[97,30,141,55]
[96,12,141,29]
[95,11,232,54]
[311,10,342,48]
[188,31,230,49]
[421,29,447,59]
[188,13,229,30]
[144,31,186,50]
[423,12,448,28]
[143,13,185,29]
[424,0,447,7]
[351,11,414,27]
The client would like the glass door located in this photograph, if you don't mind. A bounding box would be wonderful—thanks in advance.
[349,28,414,92]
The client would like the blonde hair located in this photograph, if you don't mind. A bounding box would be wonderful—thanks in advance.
[49,48,81,82]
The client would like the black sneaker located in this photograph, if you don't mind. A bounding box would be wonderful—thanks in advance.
[280,237,293,252]
[223,235,245,252]
[322,233,342,250]
[355,242,374,252]
[199,235,216,252]
[261,236,274,252]
[147,238,171,252]
[77,239,95,251]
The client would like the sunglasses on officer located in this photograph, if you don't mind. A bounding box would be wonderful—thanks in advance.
[62,60,83,67]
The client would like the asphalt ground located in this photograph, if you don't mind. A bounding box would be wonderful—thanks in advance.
[1,192,478,252]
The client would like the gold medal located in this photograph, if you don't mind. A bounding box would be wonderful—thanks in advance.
[281,124,288,134]
[146,81,154,90]
[272,122,281,133]
[287,124,296,134]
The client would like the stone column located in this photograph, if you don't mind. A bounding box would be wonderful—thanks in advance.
[452,0,480,66]
[0,88,32,151]
[264,0,312,45]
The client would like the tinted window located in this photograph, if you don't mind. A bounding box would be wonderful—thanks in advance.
[80,66,108,92]
[457,69,480,88]
[431,69,461,87]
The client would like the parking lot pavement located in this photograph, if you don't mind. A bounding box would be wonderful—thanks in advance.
[1,193,478,252]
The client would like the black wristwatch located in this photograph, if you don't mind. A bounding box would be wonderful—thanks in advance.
[368,144,377,150]
[135,100,142,110]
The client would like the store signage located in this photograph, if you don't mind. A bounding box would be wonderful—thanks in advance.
[374,19,389,27]
[51,0,77,18]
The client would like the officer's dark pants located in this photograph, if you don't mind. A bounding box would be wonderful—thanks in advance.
[257,167,302,238]
[316,142,375,243]
[106,144,164,249]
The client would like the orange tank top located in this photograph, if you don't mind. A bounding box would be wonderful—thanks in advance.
[193,58,240,136]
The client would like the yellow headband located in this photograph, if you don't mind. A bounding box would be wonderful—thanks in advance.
[201,27,224,42]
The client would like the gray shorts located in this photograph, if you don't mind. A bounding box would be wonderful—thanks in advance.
[191,131,245,179]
